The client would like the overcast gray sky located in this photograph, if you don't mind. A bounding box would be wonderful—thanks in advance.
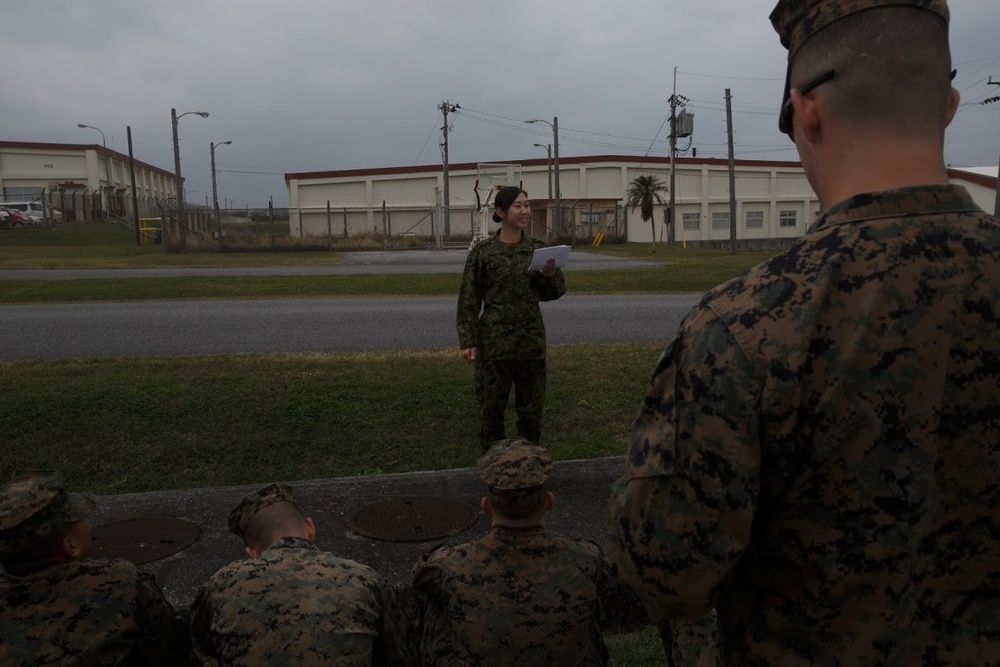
[5,0,998,208]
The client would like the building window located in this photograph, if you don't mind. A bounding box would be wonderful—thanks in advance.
[779,210,798,228]
[3,187,44,200]
[682,212,700,231]
[745,211,764,229]
[712,211,730,230]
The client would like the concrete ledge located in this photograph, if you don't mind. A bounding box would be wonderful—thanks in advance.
[90,456,648,630]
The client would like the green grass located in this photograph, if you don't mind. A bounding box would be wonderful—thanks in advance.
[0,226,775,304]
[607,626,666,665]
[0,344,662,495]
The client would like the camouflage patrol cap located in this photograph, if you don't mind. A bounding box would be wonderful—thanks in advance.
[227,482,294,538]
[0,471,96,554]
[479,439,552,512]
[770,0,949,135]
[770,0,949,58]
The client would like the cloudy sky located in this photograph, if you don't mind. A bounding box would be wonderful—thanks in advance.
[6,0,998,207]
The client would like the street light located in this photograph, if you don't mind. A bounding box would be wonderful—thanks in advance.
[76,123,106,147]
[532,143,552,201]
[211,140,232,249]
[171,108,210,248]
[526,117,560,233]
[77,124,112,216]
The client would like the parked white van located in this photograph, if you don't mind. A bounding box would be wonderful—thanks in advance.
[0,201,62,224]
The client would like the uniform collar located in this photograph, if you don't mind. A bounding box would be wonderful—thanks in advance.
[810,184,981,234]
[264,536,317,552]
[491,525,546,541]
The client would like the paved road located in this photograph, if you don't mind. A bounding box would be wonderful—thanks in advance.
[0,249,661,280]
[0,294,701,361]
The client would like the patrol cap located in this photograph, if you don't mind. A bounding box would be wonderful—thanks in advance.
[0,471,96,554]
[770,0,949,135]
[479,439,552,512]
[770,0,949,58]
[227,482,294,538]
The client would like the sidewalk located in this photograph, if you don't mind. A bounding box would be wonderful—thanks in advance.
[0,249,661,280]
[90,455,642,626]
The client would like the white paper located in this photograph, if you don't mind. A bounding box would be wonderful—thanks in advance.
[527,245,572,272]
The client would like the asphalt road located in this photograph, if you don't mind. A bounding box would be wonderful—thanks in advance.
[0,294,702,361]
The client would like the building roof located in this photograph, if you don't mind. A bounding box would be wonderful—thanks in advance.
[0,140,175,179]
[947,166,999,189]
[285,155,806,183]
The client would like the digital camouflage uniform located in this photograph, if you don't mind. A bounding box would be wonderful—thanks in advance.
[609,182,1000,664]
[0,471,187,666]
[190,483,413,666]
[457,232,566,451]
[412,440,610,665]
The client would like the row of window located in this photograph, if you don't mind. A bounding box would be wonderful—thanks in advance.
[682,210,799,231]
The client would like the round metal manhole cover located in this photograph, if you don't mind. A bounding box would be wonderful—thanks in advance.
[349,496,479,542]
[91,517,201,564]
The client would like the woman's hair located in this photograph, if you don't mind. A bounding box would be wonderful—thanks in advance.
[492,186,528,223]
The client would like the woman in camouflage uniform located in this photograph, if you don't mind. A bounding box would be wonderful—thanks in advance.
[457,186,566,452]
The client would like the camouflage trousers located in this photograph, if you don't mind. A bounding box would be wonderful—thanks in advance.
[474,357,546,452]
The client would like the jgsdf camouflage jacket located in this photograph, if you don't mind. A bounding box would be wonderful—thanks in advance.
[0,558,187,665]
[411,526,610,665]
[190,536,414,666]
[609,184,1000,665]
[457,232,566,360]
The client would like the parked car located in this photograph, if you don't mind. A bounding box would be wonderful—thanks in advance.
[0,206,33,227]
[0,200,55,224]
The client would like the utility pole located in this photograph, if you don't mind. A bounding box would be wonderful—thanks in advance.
[990,77,1000,217]
[439,100,459,237]
[667,70,692,247]
[127,126,141,246]
[725,89,737,254]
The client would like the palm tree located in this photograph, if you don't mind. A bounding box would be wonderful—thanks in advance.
[626,175,668,252]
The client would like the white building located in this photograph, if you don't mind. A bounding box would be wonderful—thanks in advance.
[0,141,176,222]
[948,167,998,215]
[286,156,824,245]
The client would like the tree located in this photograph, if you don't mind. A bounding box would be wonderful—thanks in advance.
[626,175,668,253]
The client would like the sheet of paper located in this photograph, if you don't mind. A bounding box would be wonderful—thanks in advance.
[527,244,572,272]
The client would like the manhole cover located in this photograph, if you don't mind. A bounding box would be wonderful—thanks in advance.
[349,496,479,542]
[91,517,201,564]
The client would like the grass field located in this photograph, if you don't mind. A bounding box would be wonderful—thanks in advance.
[0,223,776,303]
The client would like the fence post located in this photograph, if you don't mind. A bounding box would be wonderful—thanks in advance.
[327,200,332,251]
[343,207,348,237]
[382,201,388,251]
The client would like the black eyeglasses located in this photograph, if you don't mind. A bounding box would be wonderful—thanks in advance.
[779,68,956,140]
[779,69,835,139]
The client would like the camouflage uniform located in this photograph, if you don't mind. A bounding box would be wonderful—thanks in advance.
[609,182,1000,665]
[0,471,187,666]
[457,232,566,451]
[190,483,413,666]
[412,440,610,665]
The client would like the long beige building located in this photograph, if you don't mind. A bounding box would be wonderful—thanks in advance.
[0,140,176,221]
[286,156,828,245]
[286,157,998,245]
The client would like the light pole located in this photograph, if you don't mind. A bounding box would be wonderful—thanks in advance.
[77,123,112,216]
[533,143,553,201]
[77,123,106,147]
[171,108,209,248]
[526,117,560,234]
[211,140,232,249]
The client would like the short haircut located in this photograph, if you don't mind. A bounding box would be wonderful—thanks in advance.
[791,6,951,137]
[242,501,306,551]
[0,523,71,574]
[487,483,547,521]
